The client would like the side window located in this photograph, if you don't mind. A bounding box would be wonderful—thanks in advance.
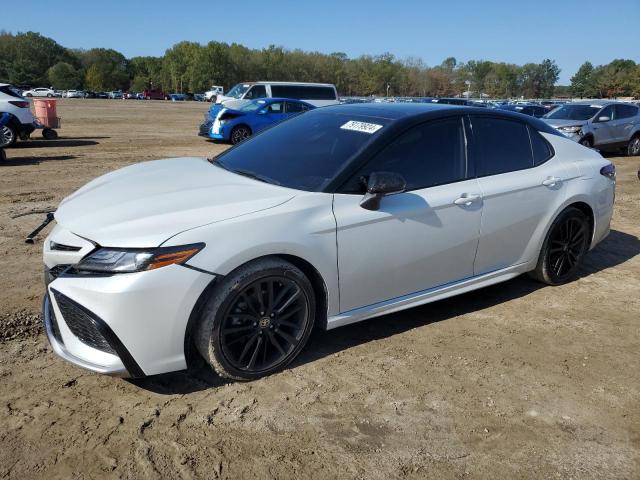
[342,117,467,193]
[615,104,639,119]
[285,102,306,113]
[528,126,553,166]
[245,85,267,99]
[271,85,295,98]
[265,102,283,113]
[598,105,614,121]
[472,117,533,176]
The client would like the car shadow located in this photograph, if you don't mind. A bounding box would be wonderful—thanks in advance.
[14,139,99,148]
[1,155,78,166]
[132,228,638,395]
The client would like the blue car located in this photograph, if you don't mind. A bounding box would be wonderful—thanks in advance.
[208,98,315,144]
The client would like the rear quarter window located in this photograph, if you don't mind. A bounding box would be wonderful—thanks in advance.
[472,117,534,176]
[528,126,553,166]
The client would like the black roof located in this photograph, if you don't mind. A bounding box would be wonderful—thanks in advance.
[318,102,560,137]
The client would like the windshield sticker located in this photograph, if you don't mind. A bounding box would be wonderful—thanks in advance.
[340,121,383,134]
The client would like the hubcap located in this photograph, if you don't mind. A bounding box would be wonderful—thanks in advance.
[220,276,309,372]
[0,126,14,147]
[630,138,640,155]
[548,217,587,279]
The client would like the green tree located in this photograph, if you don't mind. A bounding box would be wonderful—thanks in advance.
[570,61,595,97]
[79,48,129,90]
[47,62,81,89]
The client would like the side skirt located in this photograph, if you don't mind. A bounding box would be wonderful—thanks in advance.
[326,263,531,330]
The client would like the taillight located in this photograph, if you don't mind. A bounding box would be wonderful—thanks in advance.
[600,163,616,179]
[8,100,30,108]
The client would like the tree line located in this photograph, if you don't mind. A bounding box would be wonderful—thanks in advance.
[1,31,638,98]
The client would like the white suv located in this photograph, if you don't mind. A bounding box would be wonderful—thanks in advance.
[0,84,36,148]
[205,86,224,102]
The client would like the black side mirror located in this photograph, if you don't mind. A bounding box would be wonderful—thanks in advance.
[360,172,406,211]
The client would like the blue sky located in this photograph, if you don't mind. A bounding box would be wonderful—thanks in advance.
[3,0,639,84]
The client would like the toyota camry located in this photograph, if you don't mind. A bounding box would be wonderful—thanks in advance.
[42,104,615,381]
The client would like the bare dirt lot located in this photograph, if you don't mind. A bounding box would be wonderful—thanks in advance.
[1,99,639,479]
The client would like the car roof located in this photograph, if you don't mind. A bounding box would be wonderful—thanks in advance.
[316,102,458,119]
[569,100,612,106]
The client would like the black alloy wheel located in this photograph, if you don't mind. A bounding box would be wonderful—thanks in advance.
[546,215,588,282]
[230,125,251,145]
[220,276,310,373]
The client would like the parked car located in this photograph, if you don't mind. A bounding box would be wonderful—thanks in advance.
[0,83,37,147]
[42,103,614,380]
[142,89,164,100]
[123,92,138,99]
[22,87,55,98]
[215,81,338,109]
[499,104,548,118]
[83,91,97,99]
[201,98,315,144]
[205,85,224,102]
[543,100,640,155]
[168,93,187,101]
[65,90,83,98]
[193,93,206,102]
[432,98,487,107]
[96,92,109,99]
[108,91,123,99]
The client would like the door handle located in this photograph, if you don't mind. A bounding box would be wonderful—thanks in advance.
[542,176,562,187]
[454,194,481,206]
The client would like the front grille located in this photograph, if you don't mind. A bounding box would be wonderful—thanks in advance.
[52,291,115,354]
[45,264,71,286]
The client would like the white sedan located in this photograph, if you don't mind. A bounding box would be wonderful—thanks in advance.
[42,104,615,381]
[65,90,83,98]
[22,87,55,97]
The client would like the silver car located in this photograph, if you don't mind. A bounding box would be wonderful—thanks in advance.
[544,100,640,156]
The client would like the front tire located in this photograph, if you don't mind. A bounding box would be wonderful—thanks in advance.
[579,137,593,148]
[529,207,590,285]
[626,134,640,157]
[230,125,251,145]
[195,258,316,381]
[0,124,17,148]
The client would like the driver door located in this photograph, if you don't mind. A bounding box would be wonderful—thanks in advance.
[592,105,616,146]
[253,102,286,132]
[332,117,483,312]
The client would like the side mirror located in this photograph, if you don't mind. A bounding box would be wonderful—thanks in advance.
[360,172,406,211]
[596,115,611,123]
[257,109,267,115]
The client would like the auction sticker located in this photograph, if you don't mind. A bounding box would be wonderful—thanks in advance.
[340,120,383,134]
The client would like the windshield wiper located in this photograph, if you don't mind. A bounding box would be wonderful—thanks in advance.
[232,169,280,185]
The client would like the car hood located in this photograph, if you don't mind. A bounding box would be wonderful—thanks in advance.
[55,157,296,247]
[543,118,588,128]
[217,98,251,110]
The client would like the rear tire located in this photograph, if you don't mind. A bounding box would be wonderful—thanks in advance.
[529,207,590,285]
[626,134,640,157]
[195,258,316,381]
[0,124,17,148]
[230,125,251,145]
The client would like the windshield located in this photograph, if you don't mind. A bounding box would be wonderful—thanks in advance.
[213,110,390,191]
[238,100,266,112]
[545,104,601,121]
[225,83,251,99]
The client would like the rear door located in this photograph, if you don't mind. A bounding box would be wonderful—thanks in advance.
[613,104,640,142]
[333,116,483,312]
[470,115,568,274]
[253,101,286,132]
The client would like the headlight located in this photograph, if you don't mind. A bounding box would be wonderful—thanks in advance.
[74,244,204,274]
[558,125,582,134]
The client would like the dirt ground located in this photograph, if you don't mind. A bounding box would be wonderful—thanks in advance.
[0,99,638,479]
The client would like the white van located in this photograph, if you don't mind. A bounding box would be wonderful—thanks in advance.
[216,81,339,108]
